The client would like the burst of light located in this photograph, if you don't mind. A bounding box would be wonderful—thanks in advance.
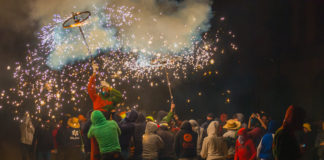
[40,100,45,106]
[210,59,214,65]
[225,98,230,104]
[0,3,238,122]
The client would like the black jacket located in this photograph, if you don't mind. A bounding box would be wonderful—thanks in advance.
[119,110,138,151]
[56,126,81,148]
[157,125,176,159]
[134,113,146,159]
[34,124,54,152]
[174,121,198,158]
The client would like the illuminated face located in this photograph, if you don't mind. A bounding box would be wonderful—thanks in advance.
[101,87,110,93]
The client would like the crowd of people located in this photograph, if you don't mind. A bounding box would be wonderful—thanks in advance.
[17,63,324,160]
[19,104,324,160]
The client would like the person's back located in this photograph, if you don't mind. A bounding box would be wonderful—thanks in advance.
[189,119,204,157]
[257,120,280,160]
[88,111,122,158]
[119,110,138,159]
[174,121,198,159]
[201,121,228,160]
[134,113,146,160]
[142,122,164,160]
[157,124,176,160]
[273,128,300,160]
[34,123,54,160]
[273,105,306,160]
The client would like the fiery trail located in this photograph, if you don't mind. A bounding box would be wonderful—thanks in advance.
[0,1,238,123]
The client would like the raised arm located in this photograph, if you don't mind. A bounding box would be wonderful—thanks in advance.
[162,103,175,123]
[88,63,99,101]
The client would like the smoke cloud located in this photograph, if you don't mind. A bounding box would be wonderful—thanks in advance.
[30,0,212,69]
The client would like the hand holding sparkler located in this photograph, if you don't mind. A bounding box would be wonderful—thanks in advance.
[92,62,99,75]
[170,103,175,112]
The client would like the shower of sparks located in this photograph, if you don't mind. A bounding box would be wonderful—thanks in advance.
[0,3,238,123]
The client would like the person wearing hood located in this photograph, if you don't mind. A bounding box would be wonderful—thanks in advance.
[223,119,241,160]
[134,112,147,160]
[88,63,123,160]
[174,120,198,160]
[20,113,35,160]
[201,121,228,160]
[257,120,280,160]
[273,105,306,160]
[118,109,138,159]
[88,110,122,160]
[142,122,164,160]
[157,122,176,160]
[234,128,256,160]
[189,119,204,157]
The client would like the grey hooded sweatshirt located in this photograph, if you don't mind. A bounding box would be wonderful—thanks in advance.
[201,121,228,160]
[189,119,204,156]
[142,122,164,159]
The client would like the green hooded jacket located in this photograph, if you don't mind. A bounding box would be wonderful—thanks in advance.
[88,111,121,153]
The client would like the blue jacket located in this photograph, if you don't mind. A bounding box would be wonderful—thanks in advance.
[258,120,280,160]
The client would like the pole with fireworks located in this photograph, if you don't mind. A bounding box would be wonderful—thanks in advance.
[63,11,93,62]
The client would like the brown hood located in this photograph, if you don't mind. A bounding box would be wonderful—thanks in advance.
[282,105,306,131]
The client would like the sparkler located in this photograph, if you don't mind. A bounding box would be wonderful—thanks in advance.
[63,11,92,61]
[0,2,239,123]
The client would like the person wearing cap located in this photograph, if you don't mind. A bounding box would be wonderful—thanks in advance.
[234,128,256,160]
[223,119,241,160]
[146,116,154,122]
[297,122,317,160]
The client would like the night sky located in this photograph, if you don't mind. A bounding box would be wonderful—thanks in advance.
[0,0,323,123]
